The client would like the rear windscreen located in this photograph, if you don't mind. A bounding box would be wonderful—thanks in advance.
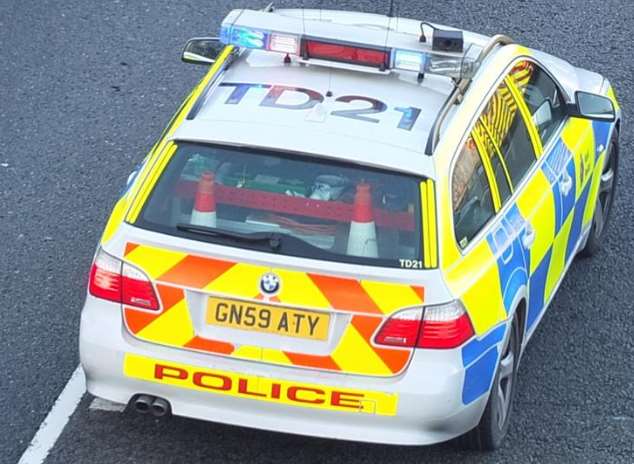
[135,142,424,268]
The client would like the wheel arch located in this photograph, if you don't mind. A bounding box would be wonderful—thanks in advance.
[513,298,527,351]
[506,290,527,339]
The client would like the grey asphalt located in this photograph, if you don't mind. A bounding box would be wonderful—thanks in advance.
[1,0,632,463]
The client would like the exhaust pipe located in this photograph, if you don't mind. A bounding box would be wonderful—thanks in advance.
[151,397,171,417]
[133,394,154,414]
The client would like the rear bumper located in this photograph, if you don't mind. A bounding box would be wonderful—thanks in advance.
[79,296,488,446]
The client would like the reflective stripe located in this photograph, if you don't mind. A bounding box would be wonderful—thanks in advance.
[100,196,130,244]
[420,179,438,268]
[137,299,195,346]
[478,120,514,191]
[122,242,424,377]
[505,76,544,156]
[420,182,431,268]
[331,325,392,376]
[425,179,438,268]
[472,130,502,209]
[126,143,177,222]
[100,47,235,245]
[124,46,235,224]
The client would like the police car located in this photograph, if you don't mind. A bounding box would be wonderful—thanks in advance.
[79,7,621,450]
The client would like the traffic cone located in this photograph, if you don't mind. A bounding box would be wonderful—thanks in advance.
[347,182,378,258]
[190,171,217,228]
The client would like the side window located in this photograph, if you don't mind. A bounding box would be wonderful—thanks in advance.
[509,60,566,147]
[479,80,537,190]
[452,136,495,248]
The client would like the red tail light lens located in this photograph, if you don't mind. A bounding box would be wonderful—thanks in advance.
[417,302,474,349]
[89,249,122,302]
[374,301,474,349]
[303,40,389,68]
[88,248,159,311]
[374,308,422,347]
[121,263,159,310]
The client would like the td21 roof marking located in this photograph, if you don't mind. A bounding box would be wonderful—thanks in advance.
[217,82,423,131]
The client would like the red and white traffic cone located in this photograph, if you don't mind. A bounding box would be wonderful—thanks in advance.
[347,182,378,258]
[190,171,217,228]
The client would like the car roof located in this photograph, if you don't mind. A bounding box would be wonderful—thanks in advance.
[171,9,497,179]
[175,55,453,177]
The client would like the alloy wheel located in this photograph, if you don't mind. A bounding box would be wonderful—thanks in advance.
[594,146,617,237]
[495,329,516,430]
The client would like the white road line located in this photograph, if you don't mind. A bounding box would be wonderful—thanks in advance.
[18,365,86,464]
[89,397,126,413]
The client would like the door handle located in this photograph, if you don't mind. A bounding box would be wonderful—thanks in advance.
[522,223,536,250]
[559,171,573,196]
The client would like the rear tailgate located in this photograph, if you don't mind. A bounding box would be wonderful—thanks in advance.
[120,141,432,377]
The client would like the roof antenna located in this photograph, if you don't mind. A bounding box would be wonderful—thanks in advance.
[382,0,396,72]
[388,0,395,18]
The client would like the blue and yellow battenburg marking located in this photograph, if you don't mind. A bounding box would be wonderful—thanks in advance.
[455,68,619,405]
[461,323,506,404]
[487,204,531,315]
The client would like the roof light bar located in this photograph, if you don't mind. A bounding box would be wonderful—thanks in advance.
[219,9,485,79]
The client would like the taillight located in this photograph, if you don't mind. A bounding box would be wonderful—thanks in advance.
[121,263,159,310]
[88,248,159,311]
[417,301,474,349]
[374,308,422,347]
[374,301,474,349]
[89,249,122,302]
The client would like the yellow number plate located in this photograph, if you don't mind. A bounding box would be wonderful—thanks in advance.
[206,297,330,341]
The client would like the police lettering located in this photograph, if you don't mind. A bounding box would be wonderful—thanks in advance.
[153,363,365,410]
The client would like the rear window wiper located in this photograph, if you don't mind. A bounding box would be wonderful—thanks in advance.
[176,223,282,250]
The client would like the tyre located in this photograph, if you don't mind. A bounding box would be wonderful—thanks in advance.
[458,316,520,451]
[579,135,619,257]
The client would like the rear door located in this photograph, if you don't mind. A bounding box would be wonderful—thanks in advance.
[474,75,545,322]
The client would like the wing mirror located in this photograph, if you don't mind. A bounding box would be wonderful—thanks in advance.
[567,91,616,122]
[182,37,223,65]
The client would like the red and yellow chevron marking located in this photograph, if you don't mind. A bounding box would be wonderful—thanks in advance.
[122,242,424,377]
